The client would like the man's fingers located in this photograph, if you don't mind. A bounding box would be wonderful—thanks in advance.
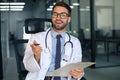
[69,69,83,79]
[30,41,42,56]
[33,40,40,46]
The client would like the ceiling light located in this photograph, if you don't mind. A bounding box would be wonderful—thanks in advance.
[70,5,74,9]
[47,8,52,11]
[53,3,56,5]
[0,3,9,5]
[10,2,25,5]
[80,8,90,11]
[10,8,23,11]
[0,2,25,11]
[73,3,80,6]
[0,6,9,8]
[49,5,53,8]
[0,6,24,9]
[80,8,85,11]
[10,6,24,9]
[0,2,25,5]
[0,8,9,11]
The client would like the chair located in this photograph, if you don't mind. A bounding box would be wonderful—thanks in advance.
[113,30,120,55]
[78,28,85,50]
[116,44,120,55]
[25,18,51,34]
[78,28,91,51]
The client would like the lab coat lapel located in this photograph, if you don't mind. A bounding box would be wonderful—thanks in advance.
[47,29,52,54]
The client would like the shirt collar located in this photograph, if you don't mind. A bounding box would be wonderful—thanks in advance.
[51,28,66,39]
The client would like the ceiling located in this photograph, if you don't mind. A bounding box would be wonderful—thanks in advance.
[0,0,36,2]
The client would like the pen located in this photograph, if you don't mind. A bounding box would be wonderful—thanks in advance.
[34,43,40,46]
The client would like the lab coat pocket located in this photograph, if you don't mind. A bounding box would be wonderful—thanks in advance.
[40,51,51,68]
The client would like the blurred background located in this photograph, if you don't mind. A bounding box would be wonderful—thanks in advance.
[0,0,120,80]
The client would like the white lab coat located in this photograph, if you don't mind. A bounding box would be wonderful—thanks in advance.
[23,28,82,80]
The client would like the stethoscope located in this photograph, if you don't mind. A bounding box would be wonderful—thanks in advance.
[44,28,73,62]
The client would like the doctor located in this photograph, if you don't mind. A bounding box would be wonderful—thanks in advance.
[23,1,85,80]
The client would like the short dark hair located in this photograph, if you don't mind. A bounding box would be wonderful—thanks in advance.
[52,1,71,16]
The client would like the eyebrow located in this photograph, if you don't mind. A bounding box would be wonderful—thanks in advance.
[53,11,68,13]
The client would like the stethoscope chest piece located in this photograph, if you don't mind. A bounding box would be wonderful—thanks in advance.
[44,48,50,53]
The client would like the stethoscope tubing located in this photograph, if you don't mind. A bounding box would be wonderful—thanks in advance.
[45,28,51,48]
[45,28,73,62]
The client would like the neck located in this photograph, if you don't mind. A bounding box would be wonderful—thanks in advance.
[53,27,66,34]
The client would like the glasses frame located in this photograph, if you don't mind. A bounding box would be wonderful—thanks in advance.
[52,12,70,19]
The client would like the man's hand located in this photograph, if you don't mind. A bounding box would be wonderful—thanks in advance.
[30,40,42,63]
[69,68,84,79]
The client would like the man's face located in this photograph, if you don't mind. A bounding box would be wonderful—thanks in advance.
[52,6,71,32]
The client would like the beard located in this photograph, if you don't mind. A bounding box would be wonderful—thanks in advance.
[52,24,66,30]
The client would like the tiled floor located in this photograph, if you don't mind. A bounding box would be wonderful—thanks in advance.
[3,44,120,80]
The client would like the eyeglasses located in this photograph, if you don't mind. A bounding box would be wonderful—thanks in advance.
[52,12,69,19]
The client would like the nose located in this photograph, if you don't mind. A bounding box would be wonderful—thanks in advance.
[56,14,61,19]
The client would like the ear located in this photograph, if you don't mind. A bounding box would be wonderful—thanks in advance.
[68,17,71,23]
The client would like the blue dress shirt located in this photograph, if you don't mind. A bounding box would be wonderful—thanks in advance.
[47,28,66,72]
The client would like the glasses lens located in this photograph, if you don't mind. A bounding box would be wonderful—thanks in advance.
[60,13,68,18]
[52,12,58,18]
[52,12,69,19]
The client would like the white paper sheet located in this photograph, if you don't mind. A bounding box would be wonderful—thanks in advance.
[46,62,95,77]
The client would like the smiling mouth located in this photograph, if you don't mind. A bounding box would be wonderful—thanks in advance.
[55,20,63,24]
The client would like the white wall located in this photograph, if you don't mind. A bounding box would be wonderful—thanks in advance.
[115,0,120,30]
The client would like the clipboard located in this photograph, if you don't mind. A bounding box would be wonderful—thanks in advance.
[46,62,95,77]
